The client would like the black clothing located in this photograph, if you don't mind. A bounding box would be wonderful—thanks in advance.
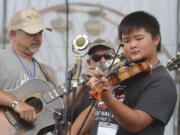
[75,66,177,135]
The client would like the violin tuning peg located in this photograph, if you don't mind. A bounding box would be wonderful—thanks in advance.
[177,52,180,56]
[177,52,180,59]
[167,60,172,65]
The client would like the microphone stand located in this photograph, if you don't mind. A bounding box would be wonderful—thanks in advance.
[64,64,77,135]
[53,108,65,135]
[68,86,76,135]
[53,64,77,135]
[69,55,82,135]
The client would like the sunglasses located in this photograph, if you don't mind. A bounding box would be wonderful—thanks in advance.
[90,53,114,62]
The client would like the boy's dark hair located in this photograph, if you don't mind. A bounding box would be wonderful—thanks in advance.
[118,11,161,52]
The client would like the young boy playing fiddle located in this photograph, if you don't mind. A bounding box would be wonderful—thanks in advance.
[69,11,177,135]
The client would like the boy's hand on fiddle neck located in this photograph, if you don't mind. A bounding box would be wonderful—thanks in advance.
[101,76,114,102]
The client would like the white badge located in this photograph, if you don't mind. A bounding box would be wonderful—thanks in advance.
[97,121,118,135]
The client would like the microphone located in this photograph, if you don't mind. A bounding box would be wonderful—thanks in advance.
[64,56,82,134]
[72,34,89,52]
[76,37,86,47]
[69,55,82,134]
[71,55,82,88]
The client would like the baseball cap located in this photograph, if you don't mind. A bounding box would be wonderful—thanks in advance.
[88,38,115,55]
[8,8,52,34]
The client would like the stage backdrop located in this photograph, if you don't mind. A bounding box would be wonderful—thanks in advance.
[0,0,178,135]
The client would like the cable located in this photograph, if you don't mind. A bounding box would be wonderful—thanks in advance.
[69,87,76,135]
[77,100,98,135]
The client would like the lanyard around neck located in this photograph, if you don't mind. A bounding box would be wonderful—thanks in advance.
[13,50,36,78]
[151,60,161,69]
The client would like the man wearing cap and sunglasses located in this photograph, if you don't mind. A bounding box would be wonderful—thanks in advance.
[72,38,116,126]
[0,8,59,133]
[87,38,115,67]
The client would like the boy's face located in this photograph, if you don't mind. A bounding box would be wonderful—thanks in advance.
[121,28,160,62]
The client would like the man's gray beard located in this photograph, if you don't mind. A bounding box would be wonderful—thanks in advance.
[29,47,40,55]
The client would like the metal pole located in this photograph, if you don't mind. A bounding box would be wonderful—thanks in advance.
[175,0,180,134]
[65,0,69,79]
[2,0,7,49]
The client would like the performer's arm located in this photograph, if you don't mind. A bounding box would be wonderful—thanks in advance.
[101,77,154,133]
[0,89,36,123]
[67,105,96,135]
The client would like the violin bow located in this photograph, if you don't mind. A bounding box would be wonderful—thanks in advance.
[108,43,124,72]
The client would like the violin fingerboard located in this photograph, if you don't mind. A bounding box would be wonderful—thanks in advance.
[95,61,111,71]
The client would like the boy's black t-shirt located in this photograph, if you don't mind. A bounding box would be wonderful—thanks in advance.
[116,66,177,135]
[74,66,177,135]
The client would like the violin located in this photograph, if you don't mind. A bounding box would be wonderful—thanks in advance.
[89,60,152,100]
